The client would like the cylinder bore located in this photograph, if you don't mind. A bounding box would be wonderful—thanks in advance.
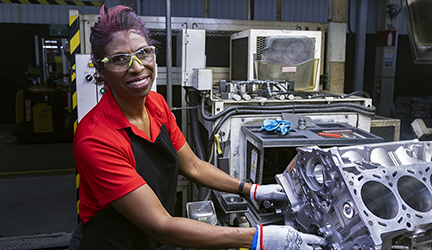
[397,176,432,213]
[361,181,398,219]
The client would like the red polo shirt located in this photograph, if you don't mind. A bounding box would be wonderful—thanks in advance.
[73,86,186,223]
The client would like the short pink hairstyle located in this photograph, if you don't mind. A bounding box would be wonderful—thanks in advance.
[90,5,156,84]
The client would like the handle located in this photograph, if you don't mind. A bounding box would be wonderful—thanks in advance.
[318,132,342,138]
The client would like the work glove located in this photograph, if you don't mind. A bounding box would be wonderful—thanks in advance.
[260,119,292,135]
[251,224,326,250]
[250,184,288,201]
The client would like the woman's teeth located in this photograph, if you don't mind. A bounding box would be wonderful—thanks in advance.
[129,78,147,86]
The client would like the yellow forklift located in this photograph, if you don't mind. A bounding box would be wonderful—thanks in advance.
[15,38,73,143]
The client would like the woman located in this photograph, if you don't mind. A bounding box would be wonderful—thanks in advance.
[71,5,325,250]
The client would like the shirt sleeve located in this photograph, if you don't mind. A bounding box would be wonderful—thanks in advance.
[75,135,146,207]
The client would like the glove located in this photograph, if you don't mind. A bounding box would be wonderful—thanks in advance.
[250,184,288,201]
[260,119,292,135]
[251,224,326,250]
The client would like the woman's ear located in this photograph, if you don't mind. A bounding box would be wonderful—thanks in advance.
[95,65,107,82]
[99,71,107,82]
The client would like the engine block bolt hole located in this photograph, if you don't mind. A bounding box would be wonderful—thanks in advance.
[343,201,355,218]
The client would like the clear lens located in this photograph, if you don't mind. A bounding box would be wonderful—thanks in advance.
[102,46,155,72]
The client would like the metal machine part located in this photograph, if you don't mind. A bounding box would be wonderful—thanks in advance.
[230,29,322,92]
[215,79,294,100]
[276,140,432,250]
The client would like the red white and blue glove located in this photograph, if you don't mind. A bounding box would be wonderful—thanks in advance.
[251,224,326,250]
[250,184,288,201]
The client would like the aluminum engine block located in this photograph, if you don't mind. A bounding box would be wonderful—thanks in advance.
[276,140,432,250]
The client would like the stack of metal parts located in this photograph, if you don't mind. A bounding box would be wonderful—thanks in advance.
[215,79,294,100]
[276,140,432,250]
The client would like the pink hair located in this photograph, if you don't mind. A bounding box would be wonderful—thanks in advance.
[90,5,155,84]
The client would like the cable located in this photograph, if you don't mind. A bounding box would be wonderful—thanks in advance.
[342,90,371,99]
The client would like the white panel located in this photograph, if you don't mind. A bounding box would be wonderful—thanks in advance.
[180,29,206,87]
[76,54,98,122]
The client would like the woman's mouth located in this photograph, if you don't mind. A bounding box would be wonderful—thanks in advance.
[127,76,149,88]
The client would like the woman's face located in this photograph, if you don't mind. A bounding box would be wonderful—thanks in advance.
[99,30,155,102]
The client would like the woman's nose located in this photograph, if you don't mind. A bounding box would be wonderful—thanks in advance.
[128,56,145,71]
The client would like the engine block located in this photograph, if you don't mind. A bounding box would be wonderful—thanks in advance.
[276,140,432,250]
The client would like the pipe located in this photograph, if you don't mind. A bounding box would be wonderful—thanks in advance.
[165,0,172,108]
[201,94,376,122]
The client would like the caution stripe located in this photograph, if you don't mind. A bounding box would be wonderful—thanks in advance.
[0,0,101,5]
[69,12,80,219]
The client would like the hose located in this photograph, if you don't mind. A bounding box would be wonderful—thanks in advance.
[185,87,206,160]
[185,87,209,201]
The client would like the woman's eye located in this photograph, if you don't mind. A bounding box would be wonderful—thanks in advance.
[137,49,147,56]
[111,55,128,63]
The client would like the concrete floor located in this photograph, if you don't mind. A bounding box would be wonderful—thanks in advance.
[0,124,77,249]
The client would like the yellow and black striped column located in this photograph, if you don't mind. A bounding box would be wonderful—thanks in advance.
[0,0,101,6]
[69,11,81,220]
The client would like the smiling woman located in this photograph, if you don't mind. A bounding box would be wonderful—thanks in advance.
[69,4,323,250]
[97,30,156,102]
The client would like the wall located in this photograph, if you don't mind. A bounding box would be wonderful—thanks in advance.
[0,0,329,24]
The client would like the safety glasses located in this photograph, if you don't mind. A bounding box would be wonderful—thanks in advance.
[99,46,155,72]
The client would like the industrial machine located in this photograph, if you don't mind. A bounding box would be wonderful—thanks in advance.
[190,28,432,249]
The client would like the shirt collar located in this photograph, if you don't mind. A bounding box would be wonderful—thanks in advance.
[102,86,132,130]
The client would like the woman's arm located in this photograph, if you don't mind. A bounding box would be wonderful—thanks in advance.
[176,142,253,197]
[111,184,255,248]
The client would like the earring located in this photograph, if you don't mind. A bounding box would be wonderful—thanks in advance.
[100,85,107,94]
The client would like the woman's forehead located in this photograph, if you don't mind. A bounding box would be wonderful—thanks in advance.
[105,30,148,54]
